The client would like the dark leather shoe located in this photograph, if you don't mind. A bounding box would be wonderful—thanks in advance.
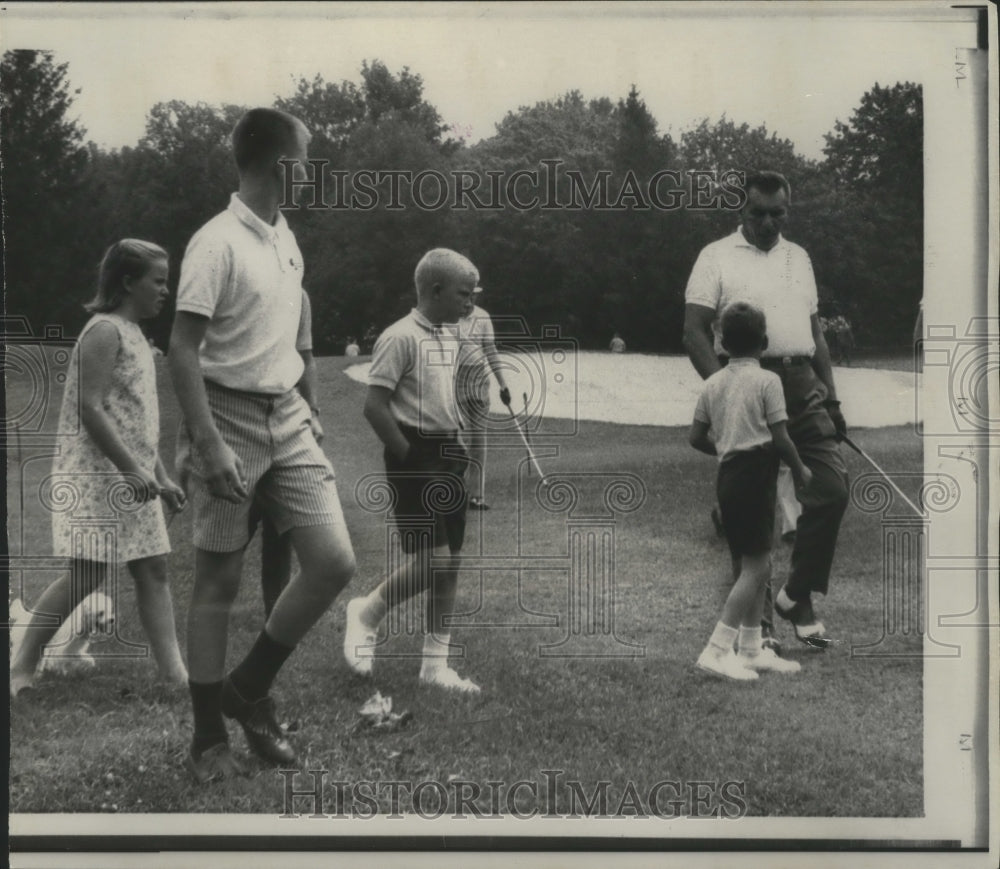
[221,678,297,765]
[774,589,833,649]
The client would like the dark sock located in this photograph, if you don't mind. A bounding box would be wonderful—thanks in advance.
[189,680,227,755]
[228,629,295,702]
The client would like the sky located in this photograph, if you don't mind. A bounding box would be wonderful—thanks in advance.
[0,2,979,159]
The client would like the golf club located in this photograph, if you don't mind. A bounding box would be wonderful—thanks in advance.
[843,435,923,517]
[502,391,549,485]
[521,392,550,485]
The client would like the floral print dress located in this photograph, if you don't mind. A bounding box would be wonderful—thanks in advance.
[48,313,170,563]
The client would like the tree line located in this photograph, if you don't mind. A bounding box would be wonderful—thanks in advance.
[2,50,922,354]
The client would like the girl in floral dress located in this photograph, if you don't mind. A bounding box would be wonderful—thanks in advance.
[11,240,188,697]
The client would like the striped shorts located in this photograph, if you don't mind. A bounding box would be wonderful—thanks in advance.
[176,380,344,552]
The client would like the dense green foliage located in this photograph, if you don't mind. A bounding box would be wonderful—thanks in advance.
[2,51,922,351]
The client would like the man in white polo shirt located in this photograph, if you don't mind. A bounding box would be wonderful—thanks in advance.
[683,170,849,649]
[169,108,356,782]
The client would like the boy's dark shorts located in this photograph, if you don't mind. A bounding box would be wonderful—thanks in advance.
[384,426,468,554]
[716,448,780,559]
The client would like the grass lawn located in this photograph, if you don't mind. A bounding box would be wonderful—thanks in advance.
[842,347,916,372]
[8,353,923,818]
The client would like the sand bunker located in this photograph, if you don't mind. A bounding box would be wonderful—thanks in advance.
[345,351,918,428]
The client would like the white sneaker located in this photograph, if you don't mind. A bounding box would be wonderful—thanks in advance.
[343,598,377,676]
[419,666,481,694]
[696,647,758,681]
[739,647,802,674]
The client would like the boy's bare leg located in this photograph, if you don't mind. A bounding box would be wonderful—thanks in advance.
[346,537,478,691]
[736,556,800,674]
[264,523,355,646]
[354,544,457,637]
[426,546,460,639]
[418,546,479,692]
[720,553,770,631]
[697,553,770,681]
[199,524,354,772]
[187,549,244,682]
[129,555,188,683]
[343,540,433,676]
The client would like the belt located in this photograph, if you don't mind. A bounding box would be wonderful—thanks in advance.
[204,379,287,400]
[760,356,812,369]
[399,425,460,441]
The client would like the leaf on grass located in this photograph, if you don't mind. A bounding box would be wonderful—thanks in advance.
[359,691,392,718]
[355,692,413,734]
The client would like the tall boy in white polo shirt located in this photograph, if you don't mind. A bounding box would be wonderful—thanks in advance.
[170,109,356,783]
[344,249,481,693]
[690,303,811,680]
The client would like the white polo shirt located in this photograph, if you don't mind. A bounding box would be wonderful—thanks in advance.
[694,358,788,462]
[685,229,818,357]
[368,309,463,434]
[176,193,305,394]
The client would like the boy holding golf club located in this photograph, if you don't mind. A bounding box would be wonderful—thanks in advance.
[344,248,481,693]
[689,302,811,680]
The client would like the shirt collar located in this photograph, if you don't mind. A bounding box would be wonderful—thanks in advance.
[228,193,287,241]
[411,308,448,336]
[727,356,761,368]
[731,227,786,253]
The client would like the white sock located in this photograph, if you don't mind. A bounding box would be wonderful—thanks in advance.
[421,632,452,671]
[738,626,763,658]
[359,589,387,628]
[708,622,739,656]
[776,586,797,611]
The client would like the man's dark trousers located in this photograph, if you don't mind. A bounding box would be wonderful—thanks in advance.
[763,357,849,603]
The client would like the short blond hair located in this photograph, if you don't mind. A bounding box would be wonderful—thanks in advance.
[414,249,478,298]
